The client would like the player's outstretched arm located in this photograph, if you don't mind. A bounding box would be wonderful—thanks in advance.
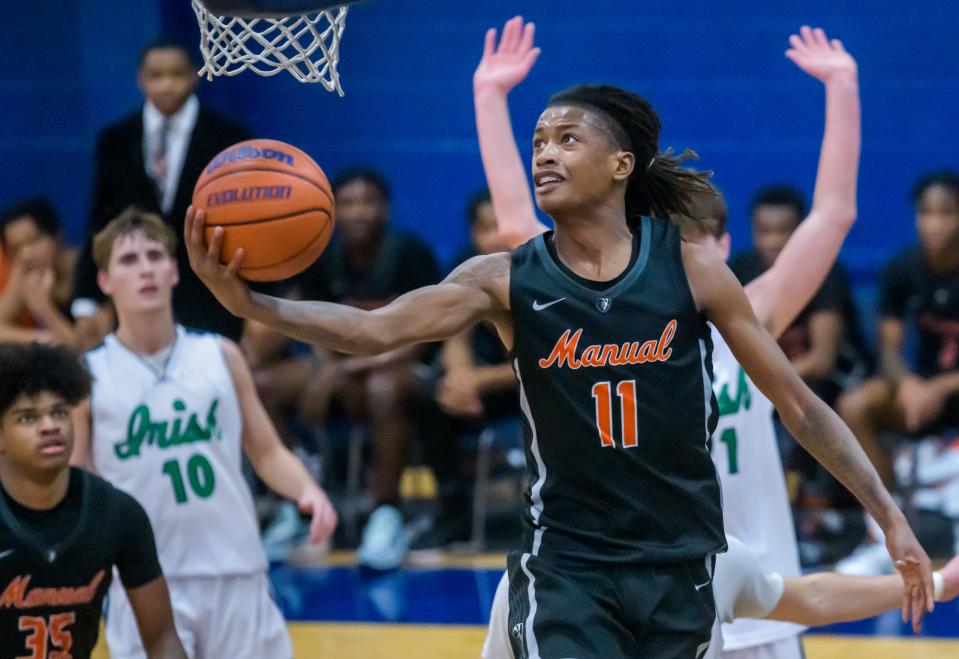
[474,16,547,248]
[682,239,933,630]
[771,553,959,626]
[722,536,959,628]
[126,577,188,659]
[746,26,860,338]
[222,339,337,543]
[185,207,511,354]
[772,573,911,627]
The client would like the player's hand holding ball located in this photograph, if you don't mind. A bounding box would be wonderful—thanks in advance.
[186,138,335,316]
[185,206,254,318]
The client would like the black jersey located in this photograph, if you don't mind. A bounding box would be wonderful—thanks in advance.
[880,245,959,378]
[0,468,162,659]
[509,217,724,564]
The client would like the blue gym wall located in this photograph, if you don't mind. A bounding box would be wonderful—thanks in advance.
[3,0,958,286]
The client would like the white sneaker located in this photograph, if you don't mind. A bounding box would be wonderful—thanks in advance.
[835,540,894,576]
[358,505,409,570]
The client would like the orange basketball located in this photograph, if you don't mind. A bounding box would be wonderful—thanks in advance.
[192,139,334,282]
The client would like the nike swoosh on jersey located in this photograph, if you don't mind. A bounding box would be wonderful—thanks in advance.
[0,549,14,560]
[694,579,712,591]
[532,297,566,311]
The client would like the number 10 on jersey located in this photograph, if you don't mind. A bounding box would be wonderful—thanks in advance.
[162,454,216,504]
[592,380,638,448]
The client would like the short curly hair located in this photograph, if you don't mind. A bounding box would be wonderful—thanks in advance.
[0,343,91,418]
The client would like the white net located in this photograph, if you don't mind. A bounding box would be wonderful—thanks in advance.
[192,0,350,94]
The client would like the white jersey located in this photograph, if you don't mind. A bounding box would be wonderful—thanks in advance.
[87,326,266,578]
[709,326,804,649]
[714,536,785,622]
[705,536,788,659]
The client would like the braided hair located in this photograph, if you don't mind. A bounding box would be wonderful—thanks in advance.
[548,85,717,228]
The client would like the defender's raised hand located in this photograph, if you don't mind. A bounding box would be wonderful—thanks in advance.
[473,15,541,94]
[786,25,857,83]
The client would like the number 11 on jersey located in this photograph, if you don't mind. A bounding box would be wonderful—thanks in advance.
[591,380,638,448]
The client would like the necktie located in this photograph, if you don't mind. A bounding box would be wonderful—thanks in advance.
[152,119,170,204]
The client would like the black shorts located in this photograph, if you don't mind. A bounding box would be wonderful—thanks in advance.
[506,551,716,659]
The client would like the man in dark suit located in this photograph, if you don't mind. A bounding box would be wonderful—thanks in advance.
[72,39,251,341]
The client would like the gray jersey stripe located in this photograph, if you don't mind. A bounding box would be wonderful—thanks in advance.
[514,359,546,527]
[520,553,542,659]
[698,338,714,445]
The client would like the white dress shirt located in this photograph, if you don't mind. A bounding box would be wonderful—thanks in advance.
[142,94,199,215]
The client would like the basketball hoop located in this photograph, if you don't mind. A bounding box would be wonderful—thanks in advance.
[191,0,360,94]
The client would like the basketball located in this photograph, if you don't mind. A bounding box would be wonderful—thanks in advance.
[192,138,334,282]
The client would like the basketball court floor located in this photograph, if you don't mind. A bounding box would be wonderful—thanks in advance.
[91,550,959,658]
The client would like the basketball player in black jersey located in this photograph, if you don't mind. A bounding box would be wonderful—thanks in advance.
[0,342,186,659]
[186,78,932,657]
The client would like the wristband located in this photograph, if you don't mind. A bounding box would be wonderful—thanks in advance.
[71,298,98,319]
[933,570,944,602]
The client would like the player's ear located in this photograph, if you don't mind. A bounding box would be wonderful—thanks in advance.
[612,150,635,183]
[718,232,732,262]
[169,257,180,287]
[96,269,113,297]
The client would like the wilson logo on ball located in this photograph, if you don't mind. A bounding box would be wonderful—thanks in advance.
[206,145,294,174]
[193,138,334,283]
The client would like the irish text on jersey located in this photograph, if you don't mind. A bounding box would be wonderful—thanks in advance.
[717,366,751,417]
[538,319,677,370]
[114,399,222,460]
[0,571,104,609]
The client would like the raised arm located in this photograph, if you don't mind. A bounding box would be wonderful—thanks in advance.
[185,208,511,354]
[473,16,547,248]
[682,239,933,630]
[746,26,860,338]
